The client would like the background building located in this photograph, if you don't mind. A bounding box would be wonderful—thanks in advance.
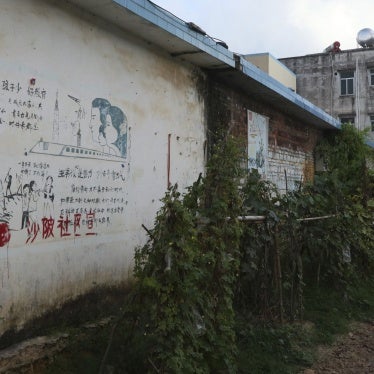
[280,31,374,142]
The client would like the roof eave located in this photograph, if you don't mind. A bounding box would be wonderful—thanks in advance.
[66,0,341,131]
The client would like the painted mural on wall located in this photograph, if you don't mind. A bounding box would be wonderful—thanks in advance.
[247,109,268,176]
[0,75,130,249]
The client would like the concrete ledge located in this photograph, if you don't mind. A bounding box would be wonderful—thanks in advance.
[0,333,69,373]
[0,317,113,373]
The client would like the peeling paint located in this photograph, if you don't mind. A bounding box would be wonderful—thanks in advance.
[207,81,323,194]
[0,0,206,337]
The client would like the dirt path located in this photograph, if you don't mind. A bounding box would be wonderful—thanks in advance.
[304,321,374,374]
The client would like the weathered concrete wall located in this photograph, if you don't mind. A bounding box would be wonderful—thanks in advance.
[280,49,374,138]
[207,80,321,193]
[0,0,206,336]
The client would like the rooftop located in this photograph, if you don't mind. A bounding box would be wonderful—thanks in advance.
[280,46,374,60]
[67,0,341,130]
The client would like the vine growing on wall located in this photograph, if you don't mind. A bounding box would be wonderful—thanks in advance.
[129,134,244,373]
[301,124,374,282]
[235,170,281,317]
[106,124,373,372]
[236,124,374,321]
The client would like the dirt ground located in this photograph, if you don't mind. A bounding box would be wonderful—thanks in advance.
[1,319,373,373]
[303,321,374,374]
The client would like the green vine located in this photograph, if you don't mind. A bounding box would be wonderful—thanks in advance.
[132,135,244,373]
[237,124,373,321]
[112,124,373,372]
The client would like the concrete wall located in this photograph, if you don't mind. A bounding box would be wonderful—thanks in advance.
[280,48,374,139]
[0,0,206,335]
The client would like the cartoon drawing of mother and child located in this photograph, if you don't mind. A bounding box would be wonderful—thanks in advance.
[29,96,128,163]
[89,98,128,159]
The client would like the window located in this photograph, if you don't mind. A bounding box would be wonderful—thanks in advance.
[340,116,355,125]
[340,71,354,95]
[370,69,374,86]
[370,115,374,132]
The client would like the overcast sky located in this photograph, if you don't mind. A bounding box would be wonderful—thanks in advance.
[152,0,374,58]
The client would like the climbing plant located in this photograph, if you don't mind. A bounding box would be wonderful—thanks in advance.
[112,124,373,372]
[235,170,281,317]
[300,125,373,283]
[316,123,371,199]
[131,135,244,373]
[236,124,373,321]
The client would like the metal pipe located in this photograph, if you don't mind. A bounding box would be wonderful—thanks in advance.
[167,133,171,189]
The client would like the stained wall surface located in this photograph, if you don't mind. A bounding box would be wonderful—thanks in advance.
[208,81,322,194]
[0,0,206,335]
[280,48,374,139]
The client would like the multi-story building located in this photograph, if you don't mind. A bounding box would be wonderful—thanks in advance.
[280,39,374,142]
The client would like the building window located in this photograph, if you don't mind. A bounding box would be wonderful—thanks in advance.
[340,71,354,95]
[370,115,374,131]
[340,116,355,125]
[370,69,374,86]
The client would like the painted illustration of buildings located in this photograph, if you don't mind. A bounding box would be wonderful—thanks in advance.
[0,0,340,345]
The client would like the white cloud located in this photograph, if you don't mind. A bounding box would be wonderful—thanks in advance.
[152,0,374,58]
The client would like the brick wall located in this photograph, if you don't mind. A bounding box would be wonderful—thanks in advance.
[207,79,323,192]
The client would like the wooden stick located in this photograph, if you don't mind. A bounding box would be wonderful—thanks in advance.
[274,224,284,324]
[297,214,336,222]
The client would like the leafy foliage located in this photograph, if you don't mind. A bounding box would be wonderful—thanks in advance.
[316,123,371,198]
[115,124,372,372]
[236,171,281,317]
[236,124,373,321]
[131,135,244,373]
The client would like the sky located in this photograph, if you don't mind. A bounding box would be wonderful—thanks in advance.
[152,0,374,58]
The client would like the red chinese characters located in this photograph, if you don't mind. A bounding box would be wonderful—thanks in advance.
[0,221,11,247]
